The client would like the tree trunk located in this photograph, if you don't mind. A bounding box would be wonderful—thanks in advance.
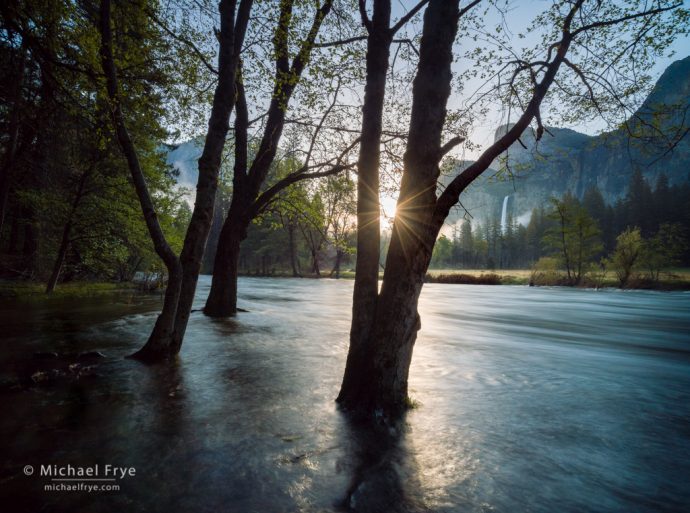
[331,249,343,279]
[21,206,39,278]
[204,206,245,317]
[8,210,20,255]
[46,167,90,293]
[45,224,71,293]
[338,0,460,418]
[288,221,300,277]
[98,0,252,360]
[205,0,333,317]
[338,0,392,403]
[311,249,321,277]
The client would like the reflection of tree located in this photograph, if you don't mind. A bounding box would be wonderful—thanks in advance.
[337,414,427,513]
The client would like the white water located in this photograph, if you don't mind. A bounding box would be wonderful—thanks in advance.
[500,194,510,233]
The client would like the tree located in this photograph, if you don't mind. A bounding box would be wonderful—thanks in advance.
[338,0,687,419]
[610,227,643,287]
[0,0,187,290]
[203,0,361,317]
[430,234,452,268]
[544,195,602,284]
[641,223,687,282]
[98,0,253,361]
[625,169,655,236]
[322,175,356,278]
[342,0,432,399]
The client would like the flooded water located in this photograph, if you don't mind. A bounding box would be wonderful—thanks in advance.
[1,277,689,512]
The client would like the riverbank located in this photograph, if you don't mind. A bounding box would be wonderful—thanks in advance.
[4,267,690,301]
[425,268,690,290]
[0,281,141,301]
[238,268,690,290]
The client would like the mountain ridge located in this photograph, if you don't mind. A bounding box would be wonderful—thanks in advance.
[443,55,690,228]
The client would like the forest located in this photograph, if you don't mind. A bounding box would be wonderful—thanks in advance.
[1,1,690,511]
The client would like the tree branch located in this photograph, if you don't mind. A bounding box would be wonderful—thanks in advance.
[390,0,429,34]
[571,3,682,37]
[146,9,218,75]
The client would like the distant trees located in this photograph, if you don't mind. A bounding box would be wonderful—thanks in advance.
[418,168,690,283]
[237,172,356,278]
[642,223,687,282]
[543,194,602,284]
[0,0,189,289]
[610,227,642,287]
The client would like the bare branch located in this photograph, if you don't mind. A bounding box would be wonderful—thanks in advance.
[439,136,466,158]
[315,35,367,48]
[571,3,682,37]
[390,0,430,35]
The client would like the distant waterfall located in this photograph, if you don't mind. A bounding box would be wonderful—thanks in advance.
[500,195,510,234]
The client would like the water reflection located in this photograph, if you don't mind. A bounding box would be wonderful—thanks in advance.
[337,416,428,513]
[1,278,689,512]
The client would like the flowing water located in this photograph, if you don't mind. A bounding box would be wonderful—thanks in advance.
[1,277,689,512]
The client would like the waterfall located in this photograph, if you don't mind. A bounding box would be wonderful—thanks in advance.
[500,195,510,234]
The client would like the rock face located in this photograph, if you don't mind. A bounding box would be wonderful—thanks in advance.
[164,138,203,190]
[442,55,690,227]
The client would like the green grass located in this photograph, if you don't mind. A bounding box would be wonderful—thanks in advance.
[425,268,690,289]
[0,281,137,300]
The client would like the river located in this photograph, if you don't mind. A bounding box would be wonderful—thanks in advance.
[1,277,689,512]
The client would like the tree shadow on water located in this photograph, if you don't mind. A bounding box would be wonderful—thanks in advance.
[336,413,429,513]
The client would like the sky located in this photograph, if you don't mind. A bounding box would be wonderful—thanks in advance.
[390,0,690,159]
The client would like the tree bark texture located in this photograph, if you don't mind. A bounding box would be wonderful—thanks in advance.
[338,0,394,404]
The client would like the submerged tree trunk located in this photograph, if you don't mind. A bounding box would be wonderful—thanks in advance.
[338,0,393,403]
[98,0,252,361]
[99,0,182,360]
[344,0,391,359]
[338,0,460,416]
[204,199,246,316]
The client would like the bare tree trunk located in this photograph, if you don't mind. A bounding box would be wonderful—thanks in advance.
[339,0,391,402]
[46,167,90,293]
[204,205,245,317]
[338,0,460,416]
[288,221,300,277]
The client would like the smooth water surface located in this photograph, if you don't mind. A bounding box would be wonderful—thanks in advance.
[1,277,689,512]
